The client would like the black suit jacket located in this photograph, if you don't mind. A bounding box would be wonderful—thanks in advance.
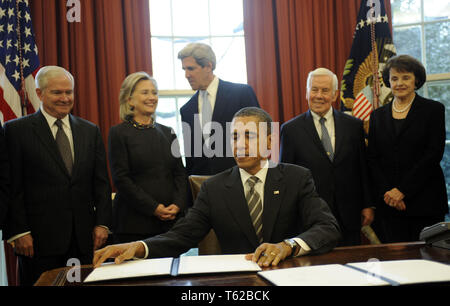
[367,95,448,217]
[144,163,341,258]
[180,79,260,176]
[4,110,112,256]
[0,122,9,230]
[280,109,372,231]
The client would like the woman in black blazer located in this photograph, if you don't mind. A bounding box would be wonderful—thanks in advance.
[368,55,448,243]
[108,72,187,244]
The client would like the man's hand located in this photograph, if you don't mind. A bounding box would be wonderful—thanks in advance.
[14,234,34,258]
[93,241,145,268]
[245,242,292,267]
[93,226,109,250]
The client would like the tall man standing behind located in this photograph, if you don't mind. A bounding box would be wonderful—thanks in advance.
[178,43,260,178]
[4,66,112,285]
[280,68,374,246]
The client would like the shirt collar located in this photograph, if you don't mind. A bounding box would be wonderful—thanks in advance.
[40,106,71,129]
[310,107,333,121]
[239,159,269,186]
[204,76,219,96]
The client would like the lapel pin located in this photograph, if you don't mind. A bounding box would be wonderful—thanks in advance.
[274,190,280,195]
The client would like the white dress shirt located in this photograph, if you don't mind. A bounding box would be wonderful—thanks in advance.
[198,76,219,126]
[41,106,75,160]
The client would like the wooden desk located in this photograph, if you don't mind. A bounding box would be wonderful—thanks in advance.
[35,242,450,286]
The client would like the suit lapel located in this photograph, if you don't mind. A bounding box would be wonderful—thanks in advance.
[211,79,227,124]
[69,115,84,179]
[224,167,260,249]
[396,95,423,138]
[332,109,344,161]
[304,110,332,163]
[383,101,397,144]
[31,111,70,177]
[262,165,284,242]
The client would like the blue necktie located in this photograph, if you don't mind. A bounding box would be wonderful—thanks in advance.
[319,117,334,161]
[201,90,212,137]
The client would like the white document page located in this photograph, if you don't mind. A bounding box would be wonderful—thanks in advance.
[258,264,389,286]
[177,254,262,275]
[347,259,450,285]
[84,257,173,283]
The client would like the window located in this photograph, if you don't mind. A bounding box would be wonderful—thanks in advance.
[391,0,450,220]
[148,0,247,158]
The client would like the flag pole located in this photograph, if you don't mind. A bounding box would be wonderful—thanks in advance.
[15,0,27,117]
[370,20,380,110]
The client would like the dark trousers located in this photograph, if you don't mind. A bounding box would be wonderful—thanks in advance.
[18,233,92,286]
[378,214,444,243]
[338,230,361,246]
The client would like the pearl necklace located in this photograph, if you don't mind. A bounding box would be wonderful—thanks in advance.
[392,95,415,113]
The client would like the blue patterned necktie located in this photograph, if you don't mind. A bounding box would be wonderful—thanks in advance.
[319,117,334,161]
[201,90,212,136]
[246,176,263,243]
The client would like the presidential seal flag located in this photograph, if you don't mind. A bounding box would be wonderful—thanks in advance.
[0,0,40,123]
[341,0,396,124]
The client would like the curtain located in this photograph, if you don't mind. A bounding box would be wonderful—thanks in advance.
[30,0,153,141]
[3,0,152,286]
[244,0,392,124]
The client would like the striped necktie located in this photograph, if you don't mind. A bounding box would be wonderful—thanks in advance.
[246,176,263,243]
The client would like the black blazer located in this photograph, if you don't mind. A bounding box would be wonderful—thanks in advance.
[0,122,9,230]
[367,94,448,217]
[280,109,372,231]
[180,79,260,176]
[108,122,187,236]
[4,110,112,256]
[144,163,341,258]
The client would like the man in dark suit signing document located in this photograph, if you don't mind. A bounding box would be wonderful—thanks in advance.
[94,107,340,268]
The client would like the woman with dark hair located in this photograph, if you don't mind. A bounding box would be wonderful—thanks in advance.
[368,55,448,242]
[108,72,187,244]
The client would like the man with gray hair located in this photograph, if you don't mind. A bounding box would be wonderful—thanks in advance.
[280,68,374,246]
[3,66,112,285]
[178,43,260,183]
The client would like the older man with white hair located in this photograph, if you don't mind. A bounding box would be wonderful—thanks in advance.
[3,66,111,285]
[280,68,374,246]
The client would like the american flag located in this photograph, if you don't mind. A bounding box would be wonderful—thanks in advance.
[353,91,373,121]
[0,0,40,124]
[340,0,396,122]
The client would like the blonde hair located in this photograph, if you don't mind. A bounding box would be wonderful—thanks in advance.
[118,72,158,121]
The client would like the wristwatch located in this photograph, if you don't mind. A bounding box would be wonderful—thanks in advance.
[283,238,300,257]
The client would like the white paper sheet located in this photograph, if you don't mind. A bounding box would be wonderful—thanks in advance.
[84,257,173,283]
[177,254,262,275]
[347,259,450,285]
[258,264,389,286]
